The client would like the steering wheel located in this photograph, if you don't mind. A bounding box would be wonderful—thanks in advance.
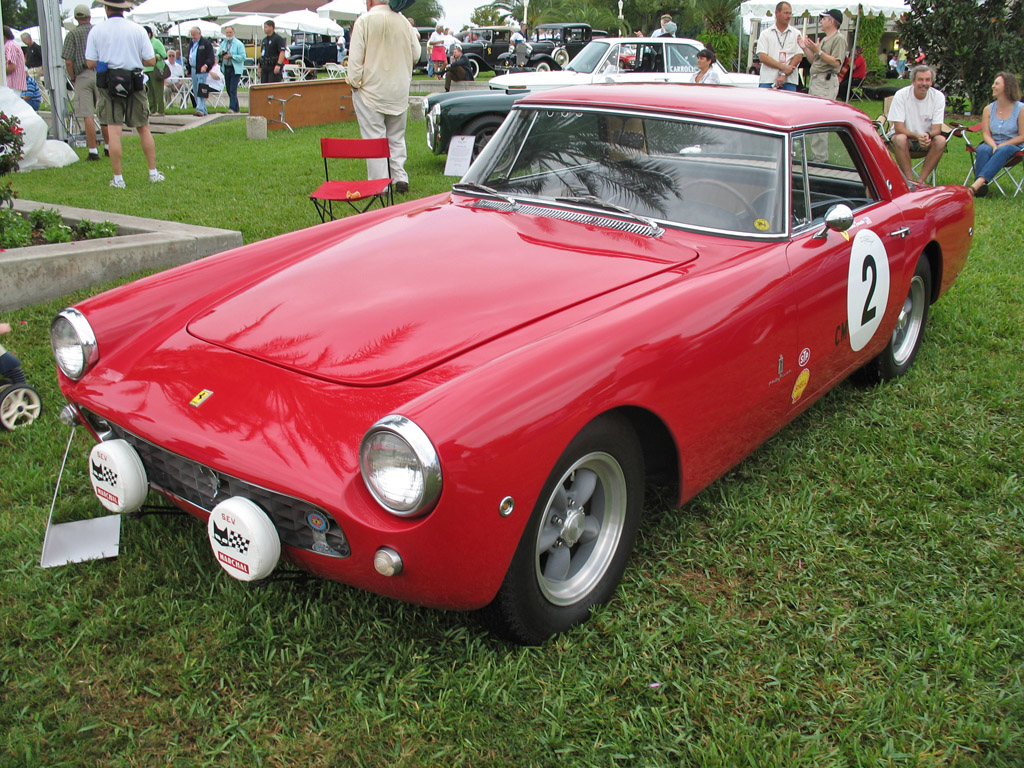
[677,179,758,220]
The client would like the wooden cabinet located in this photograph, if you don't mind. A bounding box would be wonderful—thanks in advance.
[249,79,356,131]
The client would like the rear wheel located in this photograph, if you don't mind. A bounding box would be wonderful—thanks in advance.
[467,58,480,79]
[479,414,644,645]
[535,60,552,72]
[855,254,932,384]
[463,115,503,157]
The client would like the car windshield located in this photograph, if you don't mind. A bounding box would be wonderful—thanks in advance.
[567,41,611,74]
[464,107,788,237]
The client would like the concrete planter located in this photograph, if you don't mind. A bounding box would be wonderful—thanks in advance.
[0,199,242,312]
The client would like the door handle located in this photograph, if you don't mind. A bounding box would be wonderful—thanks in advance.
[888,226,910,239]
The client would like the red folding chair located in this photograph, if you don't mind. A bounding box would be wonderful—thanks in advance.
[955,122,1024,196]
[310,138,394,221]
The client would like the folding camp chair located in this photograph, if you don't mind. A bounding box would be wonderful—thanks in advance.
[954,122,1024,196]
[875,95,951,184]
[309,138,394,222]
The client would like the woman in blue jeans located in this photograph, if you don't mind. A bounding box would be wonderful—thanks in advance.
[969,71,1024,197]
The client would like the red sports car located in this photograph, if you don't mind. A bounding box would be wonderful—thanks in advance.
[51,85,973,644]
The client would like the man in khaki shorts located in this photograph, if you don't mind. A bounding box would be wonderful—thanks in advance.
[62,4,107,161]
[85,0,164,188]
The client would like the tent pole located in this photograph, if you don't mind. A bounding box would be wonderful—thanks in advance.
[845,6,861,102]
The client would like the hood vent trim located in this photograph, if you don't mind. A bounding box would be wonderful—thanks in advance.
[473,199,664,238]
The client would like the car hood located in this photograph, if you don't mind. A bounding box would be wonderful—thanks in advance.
[490,70,595,90]
[187,201,697,386]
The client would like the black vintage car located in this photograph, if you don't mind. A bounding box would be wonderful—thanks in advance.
[455,26,516,78]
[288,32,343,71]
[497,23,606,71]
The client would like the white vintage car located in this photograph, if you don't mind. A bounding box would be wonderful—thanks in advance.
[490,37,759,90]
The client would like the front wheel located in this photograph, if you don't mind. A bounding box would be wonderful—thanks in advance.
[855,254,932,384]
[534,60,552,73]
[479,414,644,644]
[467,57,480,79]
[463,115,503,157]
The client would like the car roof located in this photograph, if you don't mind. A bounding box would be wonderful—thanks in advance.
[535,23,590,29]
[582,36,705,46]
[516,83,875,133]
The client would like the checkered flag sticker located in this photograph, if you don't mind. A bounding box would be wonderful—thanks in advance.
[213,522,250,554]
[91,459,118,486]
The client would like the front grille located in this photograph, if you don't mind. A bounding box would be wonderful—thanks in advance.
[84,410,350,558]
[472,199,664,237]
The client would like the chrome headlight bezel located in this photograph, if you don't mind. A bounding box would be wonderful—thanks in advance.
[50,308,98,381]
[359,415,442,517]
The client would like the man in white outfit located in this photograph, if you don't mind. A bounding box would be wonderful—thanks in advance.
[346,0,420,194]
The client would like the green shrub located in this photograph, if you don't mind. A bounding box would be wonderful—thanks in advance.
[77,219,119,239]
[28,207,64,230]
[41,223,74,243]
[0,208,32,247]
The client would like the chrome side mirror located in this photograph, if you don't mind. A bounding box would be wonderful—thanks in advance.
[813,203,854,239]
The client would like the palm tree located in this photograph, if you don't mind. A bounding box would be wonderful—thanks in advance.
[694,0,741,69]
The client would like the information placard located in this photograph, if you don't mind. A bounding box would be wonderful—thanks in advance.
[444,135,475,176]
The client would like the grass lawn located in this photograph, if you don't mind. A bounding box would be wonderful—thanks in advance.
[1,101,1023,767]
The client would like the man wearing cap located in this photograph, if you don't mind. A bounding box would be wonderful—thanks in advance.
[757,1,802,90]
[86,0,165,188]
[63,4,108,161]
[799,9,846,159]
[346,0,420,194]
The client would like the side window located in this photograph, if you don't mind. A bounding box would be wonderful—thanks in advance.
[666,43,698,73]
[635,44,664,73]
[792,129,878,230]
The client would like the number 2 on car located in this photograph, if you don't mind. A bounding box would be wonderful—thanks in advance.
[846,229,890,352]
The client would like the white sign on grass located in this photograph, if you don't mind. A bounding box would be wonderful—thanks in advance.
[444,135,475,176]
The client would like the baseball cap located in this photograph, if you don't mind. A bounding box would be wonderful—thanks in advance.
[74,4,91,17]
[820,9,843,27]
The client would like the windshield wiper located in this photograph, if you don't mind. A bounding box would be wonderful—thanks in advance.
[554,194,663,234]
[452,182,518,209]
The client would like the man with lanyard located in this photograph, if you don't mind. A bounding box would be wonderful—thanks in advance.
[63,5,108,161]
[85,0,165,188]
[259,20,286,83]
[218,25,246,112]
[799,9,846,160]
[757,1,802,91]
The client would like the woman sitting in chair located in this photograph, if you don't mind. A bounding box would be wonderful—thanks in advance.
[968,71,1024,197]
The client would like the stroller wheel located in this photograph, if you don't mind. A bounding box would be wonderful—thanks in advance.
[0,384,42,430]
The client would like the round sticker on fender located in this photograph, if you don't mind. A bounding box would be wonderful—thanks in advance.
[846,229,890,352]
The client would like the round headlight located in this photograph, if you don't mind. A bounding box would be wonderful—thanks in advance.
[50,308,98,381]
[360,415,441,517]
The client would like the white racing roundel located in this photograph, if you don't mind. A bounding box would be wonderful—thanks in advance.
[89,440,148,514]
[846,229,890,352]
[207,497,281,582]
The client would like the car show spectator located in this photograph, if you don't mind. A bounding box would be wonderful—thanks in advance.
[185,25,215,116]
[896,47,907,77]
[5,27,27,94]
[144,26,167,116]
[800,9,846,159]
[20,32,42,83]
[259,20,286,83]
[63,4,107,160]
[217,25,245,112]
[757,1,802,90]
[968,71,1024,197]
[85,0,164,188]
[651,15,673,37]
[427,24,446,78]
[346,0,420,194]
[839,45,866,95]
[888,64,947,184]
[694,48,720,84]
[444,43,474,91]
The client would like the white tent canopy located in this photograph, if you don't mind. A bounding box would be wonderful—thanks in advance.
[316,0,363,22]
[272,9,343,35]
[63,8,107,31]
[740,1,909,19]
[130,0,232,24]
[166,18,224,36]
[221,14,272,38]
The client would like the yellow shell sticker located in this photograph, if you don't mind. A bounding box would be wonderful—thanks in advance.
[791,369,810,404]
[754,218,770,231]
[190,389,214,408]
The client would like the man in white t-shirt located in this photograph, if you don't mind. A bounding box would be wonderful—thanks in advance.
[757,1,802,90]
[888,65,947,183]
[85,0,165,189]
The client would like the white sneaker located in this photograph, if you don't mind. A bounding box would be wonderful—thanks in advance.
[110,178,126,189]
[149,171,165,183]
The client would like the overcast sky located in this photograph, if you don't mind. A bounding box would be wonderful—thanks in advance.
[439,0,493,30]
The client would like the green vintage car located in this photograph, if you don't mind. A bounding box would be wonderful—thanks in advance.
[425,88,527,158]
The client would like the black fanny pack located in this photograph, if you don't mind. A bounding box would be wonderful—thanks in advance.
[100,68,144,98]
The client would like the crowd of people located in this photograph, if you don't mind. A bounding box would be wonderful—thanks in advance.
[5,0,1019,203]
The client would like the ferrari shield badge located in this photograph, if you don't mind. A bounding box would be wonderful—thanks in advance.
[189,389,214,408]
